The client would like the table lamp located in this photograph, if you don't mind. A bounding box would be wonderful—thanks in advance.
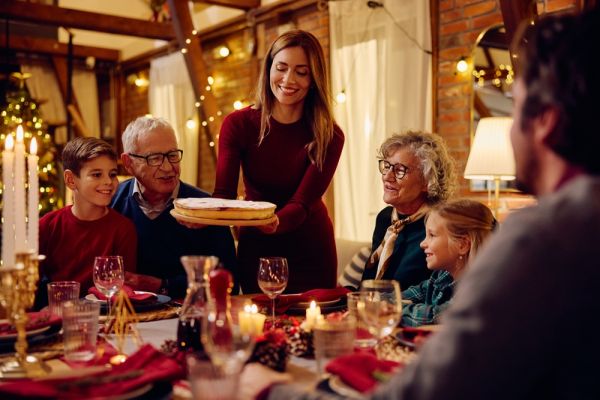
[464,117,516,217]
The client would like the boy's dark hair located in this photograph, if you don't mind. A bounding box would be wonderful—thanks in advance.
[512,8,600,173]
[61,137,117,176]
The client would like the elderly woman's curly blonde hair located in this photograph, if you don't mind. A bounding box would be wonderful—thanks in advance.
[378,130,456,205]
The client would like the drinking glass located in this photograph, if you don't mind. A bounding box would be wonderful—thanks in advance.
[357,280,402,355]
[202,303,256,377]
[257,257,288,324]
[92,256,125,323]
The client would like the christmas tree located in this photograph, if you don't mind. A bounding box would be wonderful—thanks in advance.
[1,72,62,216]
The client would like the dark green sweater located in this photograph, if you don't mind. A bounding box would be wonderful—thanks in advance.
[362,206,431,290]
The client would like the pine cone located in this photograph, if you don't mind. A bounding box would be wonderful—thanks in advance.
[284,325,313,357]
[249,329,289,372]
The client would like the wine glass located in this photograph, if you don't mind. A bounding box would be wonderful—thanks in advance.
[202,302,257,376]
[357,279,402,355]
[93,255,125,324]
[257,257,289,325]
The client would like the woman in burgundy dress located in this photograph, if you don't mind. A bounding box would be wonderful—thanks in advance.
[213,30,345,294]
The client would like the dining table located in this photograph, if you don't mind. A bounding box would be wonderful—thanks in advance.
[0,293,424,399]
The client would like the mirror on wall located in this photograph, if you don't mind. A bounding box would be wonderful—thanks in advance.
[470,24,517,191]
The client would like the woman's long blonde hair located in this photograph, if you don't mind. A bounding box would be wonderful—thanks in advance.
[254,30,335,170]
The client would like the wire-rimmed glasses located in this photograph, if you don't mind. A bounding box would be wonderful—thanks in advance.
[378,159,409,180]
[128,149,183,166]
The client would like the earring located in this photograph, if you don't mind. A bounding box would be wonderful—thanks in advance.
[458,255,464,260]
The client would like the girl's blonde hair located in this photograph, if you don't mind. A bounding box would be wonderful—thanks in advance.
[254,29,334,170]
[427,199,496,261]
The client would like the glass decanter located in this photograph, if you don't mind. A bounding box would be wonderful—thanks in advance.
[177,255,219,354]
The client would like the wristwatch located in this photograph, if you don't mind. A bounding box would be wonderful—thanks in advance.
[158,278,169,296]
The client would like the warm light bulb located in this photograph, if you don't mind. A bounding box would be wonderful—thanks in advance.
[336,91,347,104]
[207,76,215,85]
[218,46,230,58]
[186,119,196,129]
[456,58,469,73]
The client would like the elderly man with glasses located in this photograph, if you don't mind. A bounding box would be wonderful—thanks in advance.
[360,131,456,289]
[111,116,238,297]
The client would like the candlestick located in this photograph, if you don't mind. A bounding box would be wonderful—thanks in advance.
[2,135,15,267]
[14,126,27,252]
[27,138,39,253]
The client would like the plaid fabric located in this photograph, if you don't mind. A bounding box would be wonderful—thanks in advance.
[401,270,456,327]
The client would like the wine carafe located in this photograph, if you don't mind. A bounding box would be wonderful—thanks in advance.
[177,255,219,354]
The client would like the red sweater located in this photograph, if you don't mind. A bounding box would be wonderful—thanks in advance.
[214,107,344,292]
[39,206,137,292]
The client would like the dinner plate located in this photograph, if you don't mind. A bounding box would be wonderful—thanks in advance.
[85,293,172,313]
[170,209,277,227]
[0,324,61,354]
[296,298,341,308]
[0,324,51,341]
[327,375,365,399]
[287,298,346,315]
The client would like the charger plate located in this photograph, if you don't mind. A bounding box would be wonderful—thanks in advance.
[170,209,277,227]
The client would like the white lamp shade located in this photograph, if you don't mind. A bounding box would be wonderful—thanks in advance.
[464,117,516,181]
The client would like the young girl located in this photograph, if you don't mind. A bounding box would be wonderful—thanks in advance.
[401,199,495,327]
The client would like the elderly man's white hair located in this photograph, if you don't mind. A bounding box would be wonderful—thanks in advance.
[121,116,176,153]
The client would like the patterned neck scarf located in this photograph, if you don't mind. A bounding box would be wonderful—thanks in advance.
[369,204,429,279]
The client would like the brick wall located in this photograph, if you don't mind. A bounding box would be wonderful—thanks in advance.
[435,0,579,194]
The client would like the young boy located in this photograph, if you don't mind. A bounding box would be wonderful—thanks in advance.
[39,137,137,297]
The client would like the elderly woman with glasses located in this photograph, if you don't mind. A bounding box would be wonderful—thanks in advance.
[361,131,456,289]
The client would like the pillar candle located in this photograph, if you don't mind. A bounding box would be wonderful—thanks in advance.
[305,300,322,331]
[249,304,266,335]
[2,135,15,267]
[27,137,39,253]
[14,126,27,252]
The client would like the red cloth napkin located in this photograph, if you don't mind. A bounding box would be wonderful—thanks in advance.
[88,285,157,304]
[325,352,401,393]
[0,312,61,336]
[252,287,350,313]
[0,344,185,399]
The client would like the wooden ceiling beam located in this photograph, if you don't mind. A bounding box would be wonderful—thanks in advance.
[498,0,537,74]
[167,0,219,164]
[0,1,175,40]
[193,0,260,10]
[0,34,120,62]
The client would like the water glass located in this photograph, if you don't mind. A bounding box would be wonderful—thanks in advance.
[313,317,356,377]
[187,354,240,400]
[62,300,100,363]
[47,281,80,318]
[346,292,377,348]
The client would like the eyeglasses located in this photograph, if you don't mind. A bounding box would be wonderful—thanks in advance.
[128,149,183,166]
[378,159,409,180]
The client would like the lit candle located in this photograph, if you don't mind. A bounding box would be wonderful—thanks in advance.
[238,304,253,335]
[27,137,39,253]
[238,304,266,336]
[14,126,27,252]
[304,300,321,331]
[250,304,266,335]
[2,135,15,267]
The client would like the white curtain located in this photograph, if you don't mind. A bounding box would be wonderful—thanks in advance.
[330,0,432,241]
[21,63,68,144]
[72,69,100,137]
[149,52,198,186]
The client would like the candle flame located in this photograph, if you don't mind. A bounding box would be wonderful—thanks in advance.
[16,125,24,143]
[5,134,14,151]
[244,304,253,313]
[310,300,316,309]
[30,137,37,155]
[250,304,258,313]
